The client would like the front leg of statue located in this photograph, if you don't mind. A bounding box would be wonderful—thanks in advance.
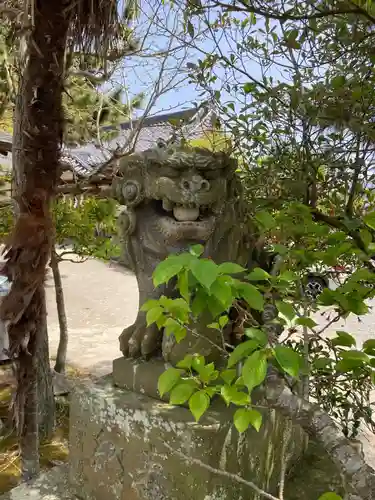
[119,273,166,359]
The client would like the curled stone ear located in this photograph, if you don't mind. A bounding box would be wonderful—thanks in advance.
[121,180,144,207]
[117,207,136,238]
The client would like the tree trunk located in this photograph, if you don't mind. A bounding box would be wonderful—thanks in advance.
[16,287,43,481]
[51,249,68,374]
[0,1,70,478]
[37,295,55,442]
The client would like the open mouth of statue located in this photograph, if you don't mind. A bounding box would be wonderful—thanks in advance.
[153,199,213,223]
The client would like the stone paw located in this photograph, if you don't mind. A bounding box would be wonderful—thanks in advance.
[119,321,161,358]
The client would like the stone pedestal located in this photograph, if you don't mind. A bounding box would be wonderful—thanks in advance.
[69,374,306,500]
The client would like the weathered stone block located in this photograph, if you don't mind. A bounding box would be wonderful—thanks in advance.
[69,377,306,500]
[0,466,75,500]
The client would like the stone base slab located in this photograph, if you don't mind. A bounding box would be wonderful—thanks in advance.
[69,377,306,500]
[113,356,170,401]
[0,466,75,500]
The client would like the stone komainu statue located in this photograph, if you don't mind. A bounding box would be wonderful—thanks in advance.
[112,144,274,364]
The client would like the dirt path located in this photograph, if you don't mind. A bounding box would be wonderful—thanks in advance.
[45,258,138,376]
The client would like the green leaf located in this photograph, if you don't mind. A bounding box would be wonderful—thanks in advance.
[189,244,204,256]
[158,368,183,396]
[153,256,185,287]
[140,299,160,312]
[276,301,296,322]
[331,331,356,348]
[364,211,375,230]
[228,340,259,368]
[170,381,197,405]
[220,369,237,385]
[278,270,298,282]
[318,493,342,500]
[221,386,250,406]
[190,259,219,289]
[244,328,268,347]
[336,359,365,372]
[189,390,210,421]
[163,299,190,325]
[247,267,271,281]
[164,317,186,342]
[235,376,245,387]
[255,211,276,229]
[363,339,375,354]
[176,354,194,370]
[350,268,375,282]
[347,298,369,316]
[340,350,369,362]
[318,289,336,306]
[314,357,333,370]
[146,306,163,326]
[274,346,301,378]
[191,288,209,317]
[295,317,317,328]
[242,350,268,392]
[210,279,234,309]
[219,315,229,328]
[192,354,206,373]
[234,408,263,433]
[178,270,190,303]
[233,408,251,432]
[331,75,346,89]
[243,82,256,94]
[163,297,190,313]
[360,229,372,249]
[235,282,264,311]
[218,262,246,275]
[187,20,194,37]
[206,294,227,317]
[198,363,219,383]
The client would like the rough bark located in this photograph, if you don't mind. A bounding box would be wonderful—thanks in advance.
[51,249,68,374]
[16,289,41,481]
[0,0,70,478]
[265,372,375,500]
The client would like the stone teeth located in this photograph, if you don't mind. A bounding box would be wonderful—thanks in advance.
[173,206,199,221]
[162,198,174,211]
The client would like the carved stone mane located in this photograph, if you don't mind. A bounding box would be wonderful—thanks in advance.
[112,144,253,364]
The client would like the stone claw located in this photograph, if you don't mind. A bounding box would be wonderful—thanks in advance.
[119,320,161,359]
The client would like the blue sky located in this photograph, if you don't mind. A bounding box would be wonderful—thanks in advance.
[113,1,284,117]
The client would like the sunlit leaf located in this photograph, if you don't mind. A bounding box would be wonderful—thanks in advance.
[170,381,197,405]
[190,258,219,289]
[274,346,302,378]
[228,340,259,368]
[234,408,263,433]
[158,368,183,396]
[189,390,210,421]
[242,350,268,392]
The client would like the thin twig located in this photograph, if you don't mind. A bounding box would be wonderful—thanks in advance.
[163,442,281,500]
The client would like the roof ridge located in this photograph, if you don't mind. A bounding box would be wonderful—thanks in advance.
[102,101,211,133]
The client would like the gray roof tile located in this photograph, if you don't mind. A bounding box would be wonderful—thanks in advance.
[1,103,217,177]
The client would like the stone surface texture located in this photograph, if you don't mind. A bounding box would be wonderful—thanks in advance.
[69,378,308,500]
[0,466,75,500]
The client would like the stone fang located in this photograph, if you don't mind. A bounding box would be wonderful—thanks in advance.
[173,206,200,221]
